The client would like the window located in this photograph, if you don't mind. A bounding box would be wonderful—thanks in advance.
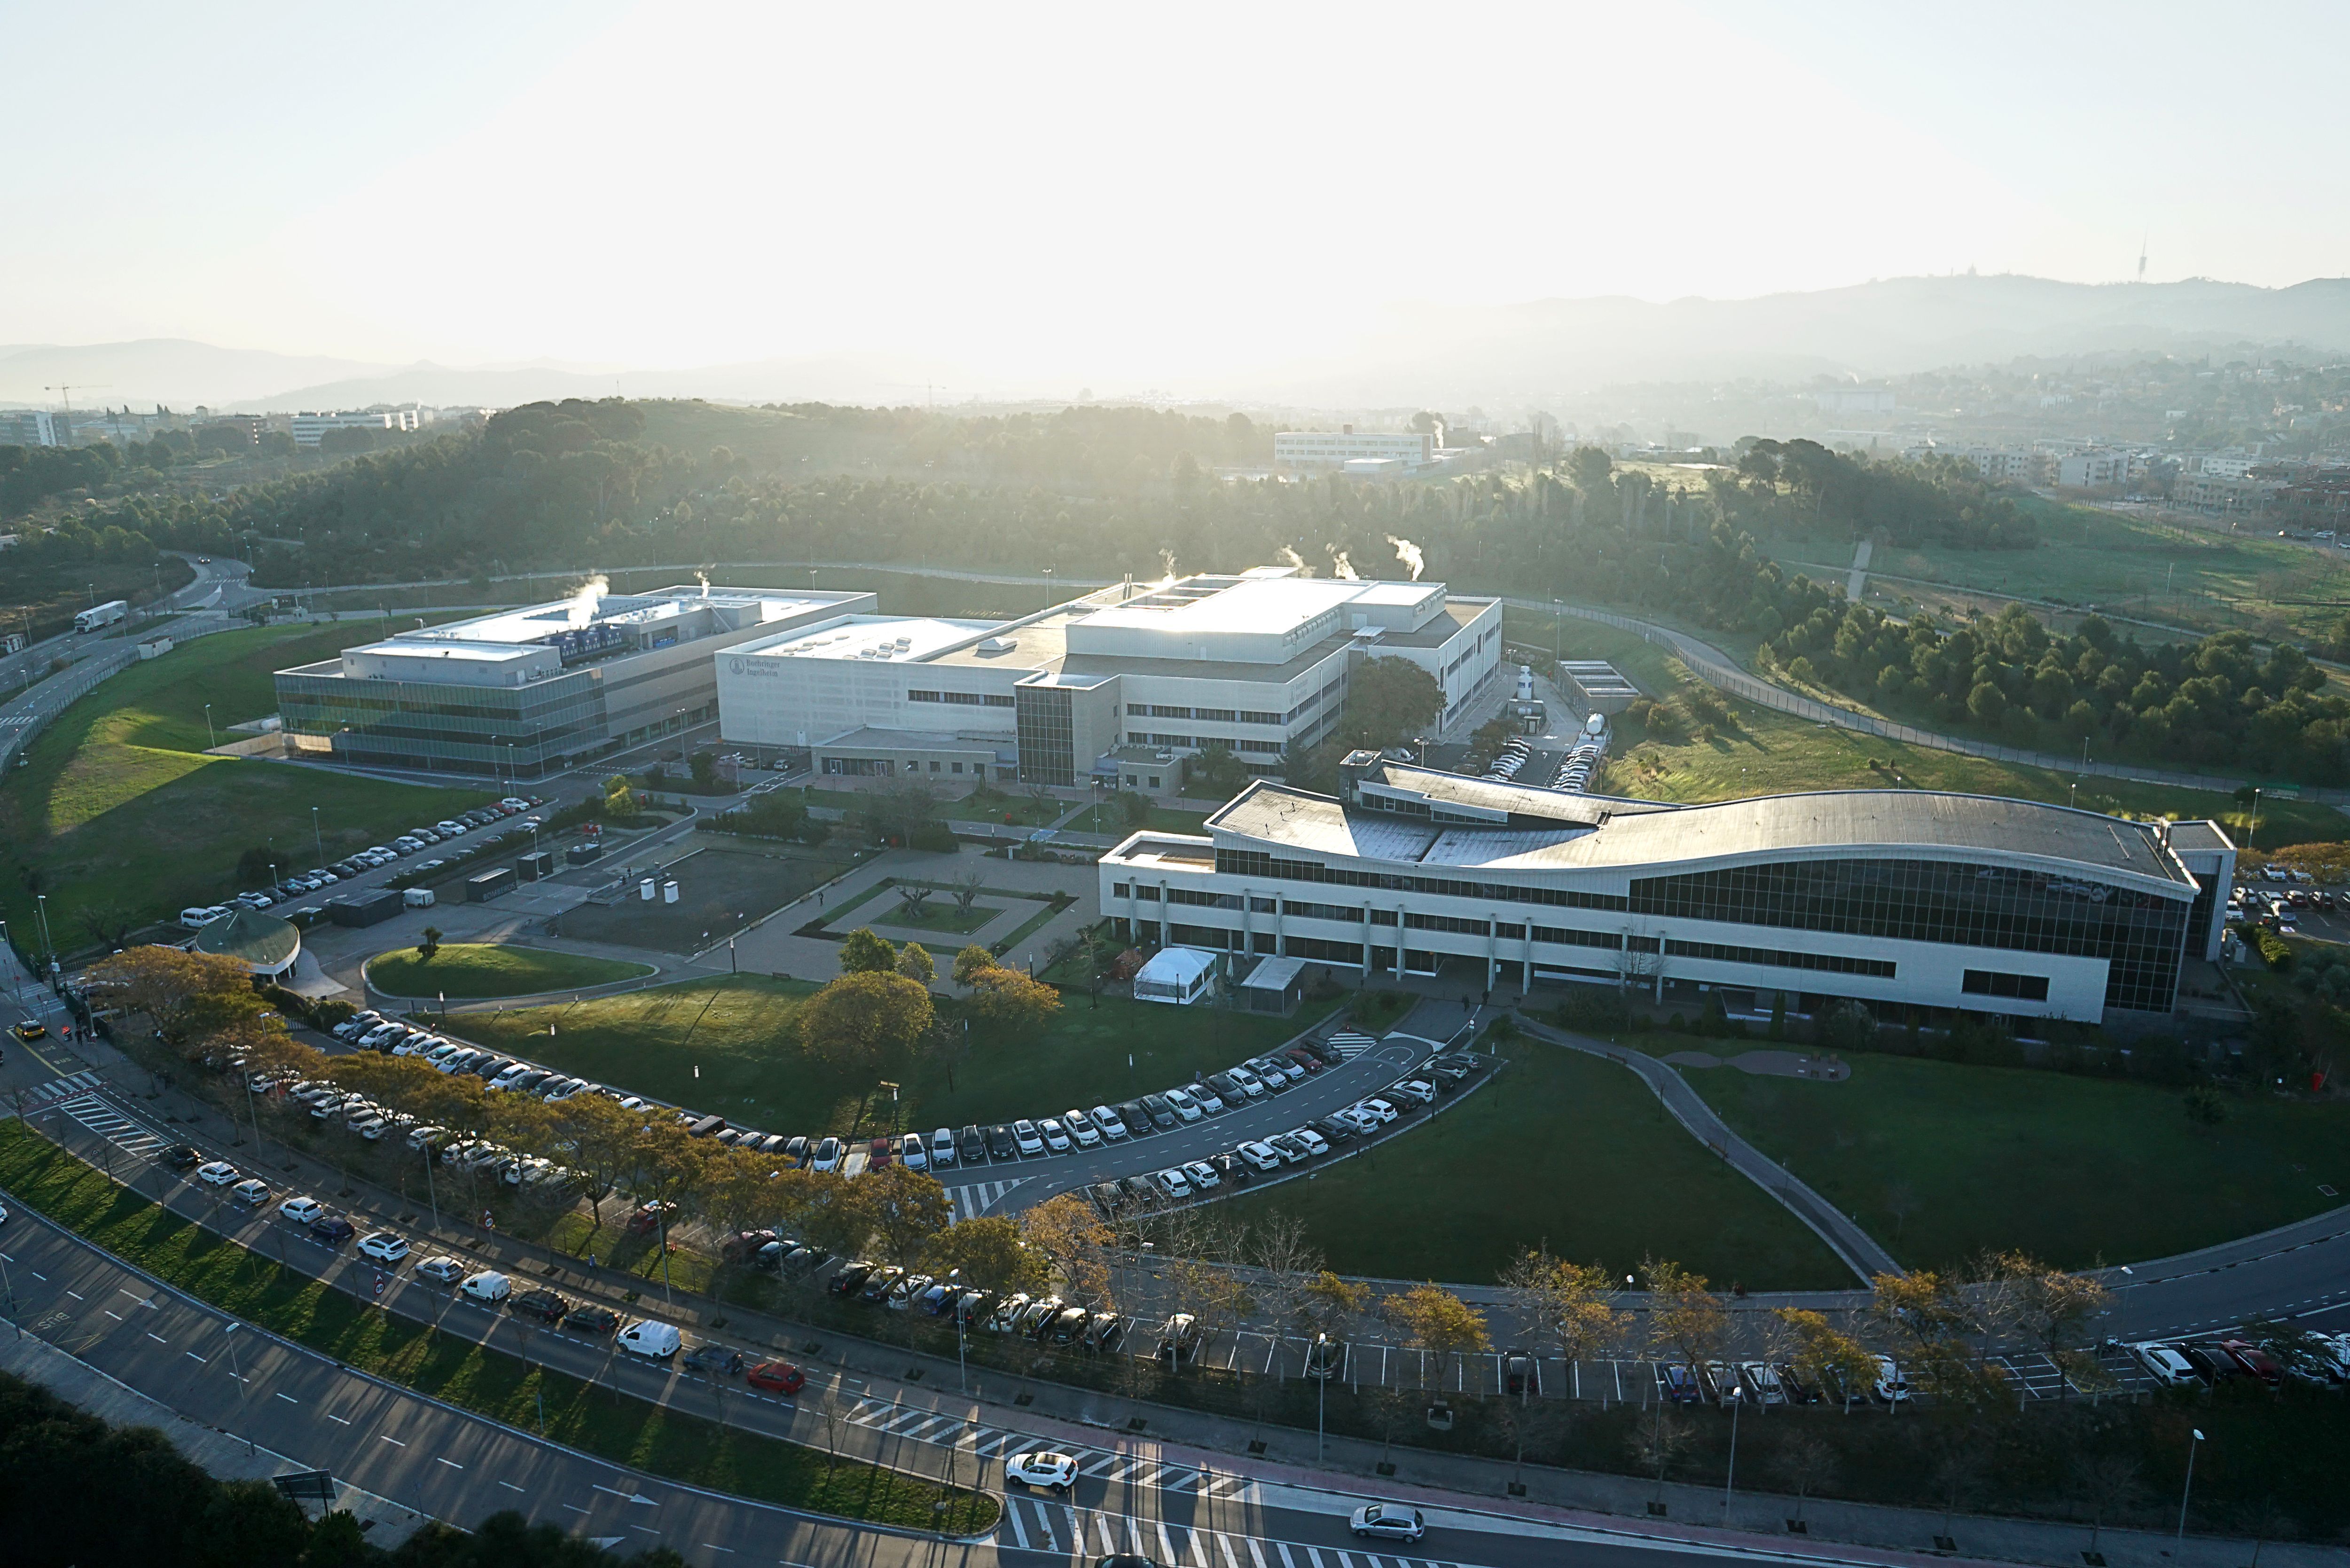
[908,690,941,702]
[1128,703,1147,715]
[1239,710,1281,726]
[951,761,964,774]
[1194,707,1237,723]
[1963,969,2050,1001]
[1666,937,1895,979]
[1149,704,1193,719]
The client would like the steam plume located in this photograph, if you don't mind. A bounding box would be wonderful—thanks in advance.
[1275,545,1305,572]
[696,569,711,596]
[564,572,610,627]
[1328,547,1358,581]
[1157,548,1179,585]
[1387,535,1426,580]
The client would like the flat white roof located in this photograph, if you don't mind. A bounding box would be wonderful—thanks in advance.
[1135,947,1219,987]
[733,615,995,663]
[1073,577,1363,641]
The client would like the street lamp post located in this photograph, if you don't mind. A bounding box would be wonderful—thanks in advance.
[2248,788,2262,852]
[423,1144,440,1233]
[2177,1428,2205,1541]
[1723,1387,1744,1519]
[204,703,216,750]
[35,894,54,975]
[311,806,324,865]
[222,1322,254,1453]
[1316,1333,1330,1461]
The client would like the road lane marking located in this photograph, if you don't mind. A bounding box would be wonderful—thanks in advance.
[1159,1522,1180,1565]
[631,1525,658,1535]
[326,1414,352,1425]
[380,1435,406,1446]
[66,1290,83,1299]
[564,1504,589,1514]
[276,1393,299,1403]
[702,1545,734,1554]
[499,1482,525,1492]
[103,1309,122,1319]
[1219,1534,1242,1568]
[1006,1503,1030,1550]
[593,1484,637,1498]
[185,1352,207,1363]
[146,1333,166,1343]
[435,1458,464,1469]
[1246,1536,1269,1568]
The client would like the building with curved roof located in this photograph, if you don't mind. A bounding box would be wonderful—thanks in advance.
[194,908,302,980]
[1098,753,2235,1027]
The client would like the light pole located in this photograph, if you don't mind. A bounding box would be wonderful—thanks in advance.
[204,703,216,750]
[2177,1428,2204,1542]
[222,1322,254,1454]
[35,894,54,975]
[1316,1333,1330,1461]
[2248,788,2262,852]
[0,1244,19,1338]
[1722,1386,1744,1520]
[311,805,324,865]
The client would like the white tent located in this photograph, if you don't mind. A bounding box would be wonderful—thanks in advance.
[1132,946,1219,1006]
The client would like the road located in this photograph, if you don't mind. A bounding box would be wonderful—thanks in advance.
[0,1137,1824,1568]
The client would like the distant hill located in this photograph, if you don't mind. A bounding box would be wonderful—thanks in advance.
[12,274,2350,413]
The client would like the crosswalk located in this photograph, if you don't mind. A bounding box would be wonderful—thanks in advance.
[841,1394,1252,1499]
[948,1178,1022,1221]
[996,1493,1468,1568]
[1321,1031,1377,1060]
[50,1091,170,1159]
[17,1070,102,1107]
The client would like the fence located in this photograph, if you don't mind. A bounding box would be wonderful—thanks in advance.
[1509,596,2350,808]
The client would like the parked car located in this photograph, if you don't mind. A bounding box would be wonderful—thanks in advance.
[1090,1104,1129,1140]
[1012,1120,1045,1156]
[311,1215,356,1245]
[1236,1141,1282,1172]
[959,1125,987,1163]
[1036,1117,1072,1152]
[2127,1341,2199,1386]
[1162,1088,1203,1122]
[1116,1098,1152,1136]
[1004,1451,1078,1491]
[745,1360,806,1394]
[1871,1355,1910,1403]
[1156,1313,1201,1363]
[512,1288,571,1323]
[618,1320,682,1360]
[930,1127,957,1167]
[859,1266,906,1304]
[278,1195,324,1226]
[460,1270,512,1304]
[358,1231,409,1263]
[415,1255,466,1285]
[564,1302,622,1334]
[1064,1108,1101,1147]
[828,1262,877,1296]
[1140,1094,1177,1129]
[1350,1504,1426,1543]
[985,1124,1018,1160]
[682,1341,745,1377]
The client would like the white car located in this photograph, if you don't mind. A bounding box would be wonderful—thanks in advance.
[1236,1141,1282,1172]
[1225,1066,1266,1098]
[1163,1088,1204,1123]
[416,1255,465,1285]
[500,797,531,811]
[1334,1106,1380,1135]
[279,1195,323,1225]
[1157,1168,1193,1200]
[1183,1160,1220,1190]
[1089,1104,1129,1140]
[2127,1342,2197,1386]
[1872,1354,1910,1403]
[898,1132,928,1170]
[196,1160,239,1186]
[811,1137,842,1173]
[179,906,226,928]
[1004,1451,1079,1491]
[1351,1503,1426,1542]
[407,1125,446,1150]
[230,1177,270,1205]
[358,1231,410,1263]
[1356,1098,1399,1124]
[1287,1127,1331,1156]
[929,1126,957,1168]
[1063,1108,1101,1147]
[1189,1084,1226,1114]
[1012,1120,1045,1157]
[421,1043,461,1067]
[1037,1118,1072,1153]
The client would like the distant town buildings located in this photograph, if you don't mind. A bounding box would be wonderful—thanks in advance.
[291,408,422,447]
[1273,427,1436,472]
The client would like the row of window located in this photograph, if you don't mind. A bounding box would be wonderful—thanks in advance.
[1663,938,1896,980]
[1212,849,1631,912]
[1964,969,2051,1001]
[908,690,1016,708]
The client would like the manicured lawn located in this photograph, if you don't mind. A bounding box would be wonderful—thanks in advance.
[366,941,654,998]
[447,974,1344,1140]
[1217,1037,1854,1291]
[0,1119,996,1534]
[1681,1052,2350,1271]
[1058,801,1212,837]
[864,899,1003,935]
[0,620,495,947]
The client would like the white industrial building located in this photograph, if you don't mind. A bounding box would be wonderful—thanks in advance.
[1099,751,2235,1028]
[291,408,422,446]
[714,567,1504,791]
[1272,428,1437,471]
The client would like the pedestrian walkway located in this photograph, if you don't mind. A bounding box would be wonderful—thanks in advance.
[16,1069,102,1107]
[51,1090,171,1160]
[948,1177,1025,1221]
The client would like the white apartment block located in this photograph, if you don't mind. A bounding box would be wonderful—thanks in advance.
[291,408,422,447]
[1273,428,1436,471]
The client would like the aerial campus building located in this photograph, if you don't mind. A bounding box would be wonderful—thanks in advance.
[713,567,1504,792]
[1099,752,2237,1027]
[274,584,874,777]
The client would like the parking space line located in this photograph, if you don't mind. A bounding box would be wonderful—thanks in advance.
[380,1435,406,1446]
[326,1413,352,1425]
[275,1392,299,1403]
[499,1482,526,1492]
[435,1457,464,1469]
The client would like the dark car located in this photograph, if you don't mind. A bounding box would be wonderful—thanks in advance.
[1505,1353,1540,1396]
[1309,1115,1357,1145]
[983,1124,1017,1160]
[721,1228,778,1262]
[1210,1151,1251,1186]
[312,1214,357,1246]
[683,1342,745,1377]
[1088,1181,1125,1217]
[627,1200,677,1234]
[783,1135,810,1167]
[828,1261,876,1296]
[1141,1093,1177,1129]
[1046,1305,1091,1344]
[959,1124,987,1164]
[859,1265,906,1304]
[564,1302,621,1334]
[162,1144,202,1170]
[1205,1071,1246,1102]
[1115,1098,1152,1135]
[511,1288,570,1322]
[1117,1174,1157,1207]
[472,1057,511,1079]
[1283,1048,1325,1074]
[1661,1363,1704,1404]
[2220,1339,2283,1386]
[2176,1342,2238,1382]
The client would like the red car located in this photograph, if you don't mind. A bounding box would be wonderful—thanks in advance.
[868,1136,894,1168]
[2220,1339,2282,1386]
[745,1360,806,1395]
[627,1200,678,1235]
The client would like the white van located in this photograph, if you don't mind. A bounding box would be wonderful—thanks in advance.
[403,887,437,908]
[459,1270,511,1304]
[618,1319,682,1359]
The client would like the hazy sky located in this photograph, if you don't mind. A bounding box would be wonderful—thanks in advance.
[6,0,2344,388]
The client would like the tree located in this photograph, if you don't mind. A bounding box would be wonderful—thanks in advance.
[1773,1429,1840,1521]
[602,774,636,817]
[688,751,718,791]
[1500,1249,1626,1369]
[966,964,1060,1034]
[1771,1308,1879,1410]
[1386,1283,1490,1393]
[1569,444,1614,492]
[1984,1251,2111,1398]
[837,926,897,975]
[1019,1192,1116,1307]
[1343,656,1445,752]
[1294,1270,1372,1345]
[1187,742,1249,799]
[78,900,141,950]
[951,944,996,986]
[1641,1257,1727,1370]
[545,1091,637,1232]
[861,1162,951,1264]
[417,925,443,962]
[894,941,936,988]
[796,971,934,1074]
[949,870,988,916]
[85,946,253,1042]
[1869,1270,2001,1406]
[923,1214,1049,1295]
[2069,1452,2144,1560]
[1628,1406,1695,1504]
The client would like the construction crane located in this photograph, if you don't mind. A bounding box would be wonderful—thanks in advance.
[43,383,110,415]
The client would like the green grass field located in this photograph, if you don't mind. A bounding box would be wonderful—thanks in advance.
[0,621,496,949]
[1058,801,1212,837]
[864,899,1003,935]
[1680,1052,2350,1270]
[0,1119,995,1533]
[1214,1037,1854,1291]
[447,975,1342,1138]
[366,941,654,998]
